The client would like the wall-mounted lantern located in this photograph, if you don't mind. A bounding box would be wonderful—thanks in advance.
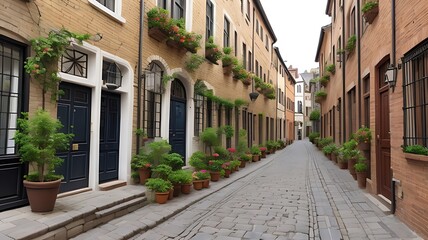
[103,61,122,90]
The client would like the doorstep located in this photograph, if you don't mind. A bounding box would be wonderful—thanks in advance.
[0,185,147,240]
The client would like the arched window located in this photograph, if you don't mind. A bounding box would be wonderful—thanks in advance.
[297,85,302,93]
[144,62,163,138]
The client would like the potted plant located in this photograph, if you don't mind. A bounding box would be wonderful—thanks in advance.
[322,143,337,160]
[362,1,379,24]
[308,132,320,144]
[200,127,218,155]
[222,47,236,74]
[192,170,210,190]
[130,152,152,185]
[346,35,356,54]
[354,156,368,188]
[221,162,232,178]
[145,178,172,204]
[168,170,185,197]
[180,170,193,194]
[319,75,330,87]
[402,144,428,162]
[326,64,336,74]
[239,154,251,168]
[250,146,261,162]
[207,159,223,181]
[14,110,74,212]
[354,125,372,151]
[259,147,267,158]
[309,109,321,121]
[147,7,172,42]
[314,90,327,103]
[189,151,208,171]
[185,53,205,72]
[205,36,222,64]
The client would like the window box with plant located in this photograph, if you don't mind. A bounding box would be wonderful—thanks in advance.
[205,36,222,64]
[326,64,336,75]
[346,35,356,54]
[319,75,330,87]
[362,1,379,24]
[402,144,428,162]
[314,90,327,103]
[147,7,172,42]
[222,47,237,74]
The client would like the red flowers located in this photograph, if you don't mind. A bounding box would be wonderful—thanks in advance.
[259,147,267,152]
[212,153,219,158]
[227,148,236,153]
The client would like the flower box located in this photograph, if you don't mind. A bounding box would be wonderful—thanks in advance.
[166,39,186,53]
[362,5,379,24]
[205,48,219,64]
[223,64,233,75]
[148,27,169,42]
[404,152,428,162]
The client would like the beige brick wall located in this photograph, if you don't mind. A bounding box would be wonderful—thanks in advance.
[319,0,428,238]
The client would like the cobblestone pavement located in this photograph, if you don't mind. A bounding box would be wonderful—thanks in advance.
[131,140,421,240]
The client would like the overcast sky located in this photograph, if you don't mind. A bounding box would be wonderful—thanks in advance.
[260,0,331,73]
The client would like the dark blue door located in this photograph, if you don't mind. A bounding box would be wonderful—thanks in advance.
[57,83,91,193]
[99,91,121,183]
[169,80,186,162]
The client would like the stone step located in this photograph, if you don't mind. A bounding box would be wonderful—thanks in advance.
[99,180,127,191]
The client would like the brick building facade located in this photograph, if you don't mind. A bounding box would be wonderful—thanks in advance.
[0,0,295,211]
[315,0,428,238]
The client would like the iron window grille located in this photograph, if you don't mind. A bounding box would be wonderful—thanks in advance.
[144,62,163,138]
[0,40,22,155]
[403,39,428,147]
[61,48,88,78]
[194,93,205,136]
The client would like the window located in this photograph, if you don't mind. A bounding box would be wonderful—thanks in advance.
[217,104,222,127]
[248,51,252,71]
[89,0,125,23]
[347,87,356,138]
[260,27,264,42]
[194,93,205,136]
[363,75,370,127]
[298,101,303,113]
[234,31,238,56]
[258,114,263,144]
[206,0,214,39]
[403,39,428,146]
[259,66,262,78]
[0,38,24,155]
[297,85,301,93]
[255,60,259,76]
[61,48,88,78]
[350,7,356,36]
[265,35,269,50]
[157,0,167,9]
[223,17,230,47]
[270,118,274,141]
[242,43,247,69]
[246,0,250,20]
[144,62,163,138]
[172,0,185,19]
[266,116,269,141]
[256,20,259,35]
[207,99,213,127]
[240,0,244,13]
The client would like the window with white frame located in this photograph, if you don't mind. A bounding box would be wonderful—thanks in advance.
[206,0,214,39]
[172,0,186,19]
[89,0,125,23]
[224,17,230,47]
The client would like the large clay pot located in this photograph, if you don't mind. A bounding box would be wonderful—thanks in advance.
[138,168,151,185]
[173,183,181,197]
[168,188,174,200]
[181,183,192,194]
[261,151,266,158]
[338,160,348,169]
[24,179,61,212]
[252,155,260,162]
[193,180,204,190]
[356,171,368,188]
[348,157,357,180]
[155,192,169,204]
[203,179,210,188]
[210,171,220,182]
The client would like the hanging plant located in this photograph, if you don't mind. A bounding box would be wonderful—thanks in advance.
[162,73,176,89]
[234,98,248,108]
[185,54,205,72]
[194,79,208,95]
[24,28,91,109]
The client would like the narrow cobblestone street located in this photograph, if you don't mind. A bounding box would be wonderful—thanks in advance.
[129,140,421,240]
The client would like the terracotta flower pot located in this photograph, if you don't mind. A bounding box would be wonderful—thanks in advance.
[239,160,246,168]
[356,171,368,188]
[338,160,348,169]
[331,153,337,163]
[348,157,357,180]
[210,171,220,182]
[203,179,210,188]
[155,192,169,204]
[181,183,192,194]
[138,168,151,185]
[173,183,181,197]
[252,155,260,162]
[261,151,266,158]
[193,180,204,190]
[24,179,61,212]
[168,188,174,200]
[224,169,231,178]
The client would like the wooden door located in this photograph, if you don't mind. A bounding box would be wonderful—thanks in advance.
[169,80,186,162]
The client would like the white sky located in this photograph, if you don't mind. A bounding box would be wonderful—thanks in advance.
[260,0,331,73]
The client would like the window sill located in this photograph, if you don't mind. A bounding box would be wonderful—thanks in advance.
[88,0,126,24]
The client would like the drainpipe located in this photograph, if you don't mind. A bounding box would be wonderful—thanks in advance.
[357,0,362,127]
[136,0,145,154]
[342,0,346,143]
[391,0,397,214]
